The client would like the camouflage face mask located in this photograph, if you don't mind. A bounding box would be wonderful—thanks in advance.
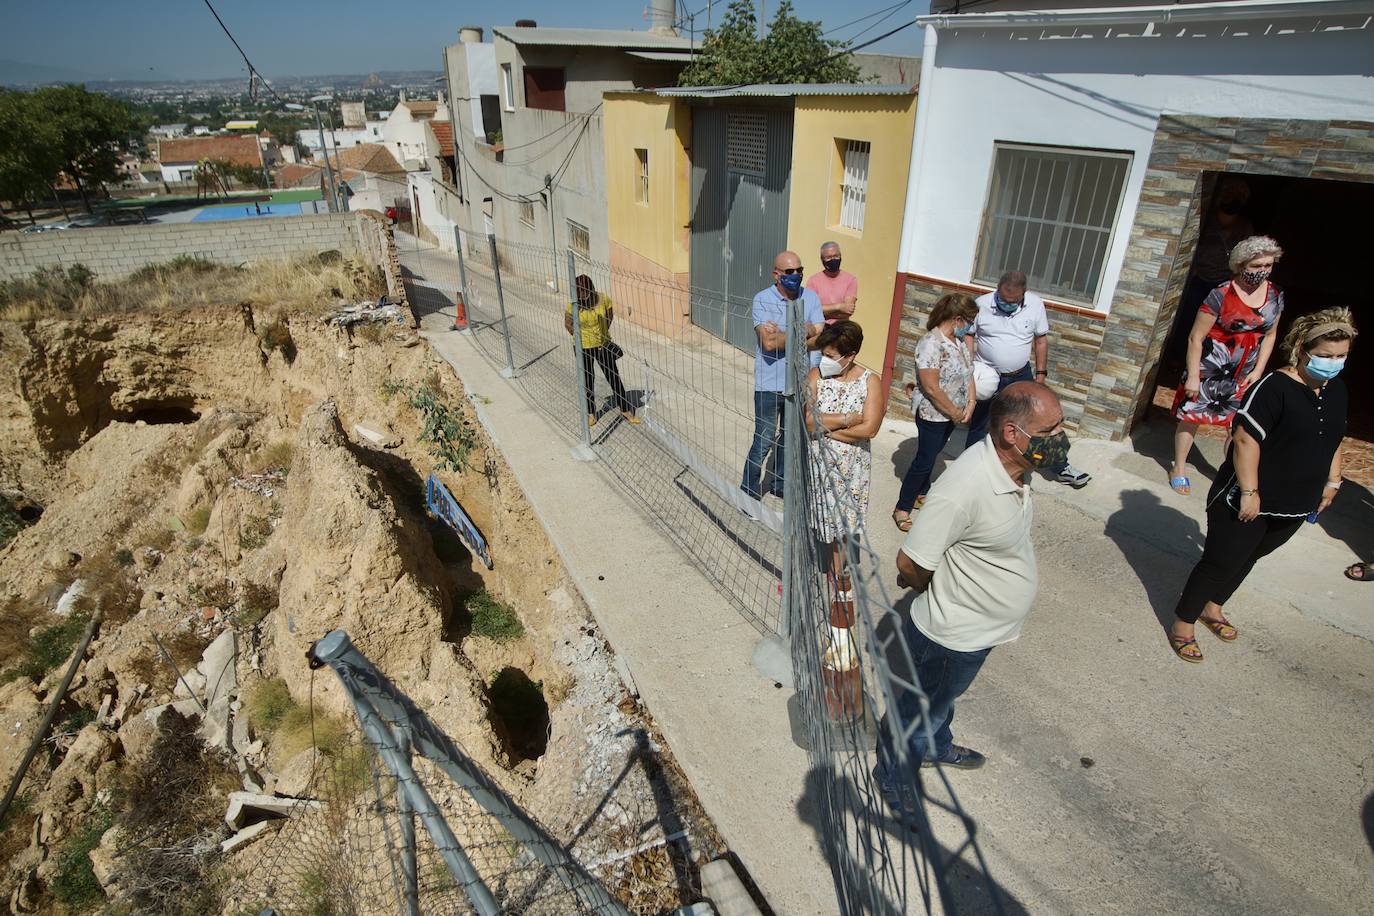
[1014,425,1070,469]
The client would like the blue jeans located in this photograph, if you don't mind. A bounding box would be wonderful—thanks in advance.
[896,415,954,512]
[877,614,991,772]
[741,390,785,499]
[964,362,1067,474]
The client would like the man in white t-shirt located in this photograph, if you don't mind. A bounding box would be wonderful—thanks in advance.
[964,270,1091,488]
[875,382,1067,806]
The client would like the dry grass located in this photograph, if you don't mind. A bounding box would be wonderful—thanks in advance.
[251,441,294,476]
[0,254,385,322]
[243,676,348,761]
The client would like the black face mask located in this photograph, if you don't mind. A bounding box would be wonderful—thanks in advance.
[823,258,841,273]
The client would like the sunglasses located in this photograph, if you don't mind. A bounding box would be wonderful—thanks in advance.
[778,266,804,275]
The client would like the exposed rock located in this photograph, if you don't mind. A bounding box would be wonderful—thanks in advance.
[199,630,237,750]
[273,747,322,798]
[89,825,123,888]
[121,700,203,760]
[53,579,87,617]
[173,666,207,699]
[45,725,117,807]
[270,401,451,716]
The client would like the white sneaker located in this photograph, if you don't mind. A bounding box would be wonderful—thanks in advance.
[1055,463,1092,488]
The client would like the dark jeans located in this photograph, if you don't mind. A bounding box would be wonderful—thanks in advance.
[741,390,785,499]
[877,614,991,772]
[896,416,954,512]
[581,346,632,415]
[964,362,1067,474]
[1174,499,1303,623]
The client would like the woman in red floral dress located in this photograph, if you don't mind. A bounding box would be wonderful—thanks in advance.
[1170,236,1285,494]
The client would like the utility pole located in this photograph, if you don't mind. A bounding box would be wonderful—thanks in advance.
[316,107,339,212]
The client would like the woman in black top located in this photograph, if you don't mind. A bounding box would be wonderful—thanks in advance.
[1169,307,1357,662]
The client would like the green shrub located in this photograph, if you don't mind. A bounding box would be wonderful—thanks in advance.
[238,514,272,551]
[127,255,222,283]
[10,612,92,682]
[59,706,97,734]
[185,506,211,536]
[466,590,523,642]
[0,264,96,313]
[234,581,279,630]
[114,548,135,567]
[51,805,113,908]
[389,384,478,473]
[243,676,347,760]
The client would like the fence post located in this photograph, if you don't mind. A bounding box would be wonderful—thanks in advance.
[488,233,517,379]
[751,293,804,687]
[396,732,422,916]
[566,248,598,462]
[453,225,474,337]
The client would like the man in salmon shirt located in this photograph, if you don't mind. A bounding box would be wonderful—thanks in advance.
[806,241,857,325]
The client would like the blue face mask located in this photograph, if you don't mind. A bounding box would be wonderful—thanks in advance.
[953,322,971,339]
[1305,354,1345,381]
[993,291,1022,315]
[778,272,803,296]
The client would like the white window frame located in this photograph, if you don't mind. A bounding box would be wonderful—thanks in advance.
[501,64,515,112]
[635,148,649,205]
[518,199,535,228]
[973,142,1132,307]
[567,219,590,257]
[838,139,870,233]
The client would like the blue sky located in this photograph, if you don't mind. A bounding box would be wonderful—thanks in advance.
[4,0,926,82]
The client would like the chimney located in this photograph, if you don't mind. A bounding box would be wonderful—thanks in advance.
[648,0,677,36]
[514,19,537,27]
[459,25,483,43]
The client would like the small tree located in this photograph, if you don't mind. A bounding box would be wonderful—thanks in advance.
[29,85,135,213]
[678,0,862,88]
[0,91,58,224]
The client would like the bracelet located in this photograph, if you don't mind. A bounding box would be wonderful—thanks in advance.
[1239,488,1258,496]
[1034,368,1047,375]
[1325,479,1342,490]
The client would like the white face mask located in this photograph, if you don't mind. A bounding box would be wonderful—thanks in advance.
[819,355,848,378]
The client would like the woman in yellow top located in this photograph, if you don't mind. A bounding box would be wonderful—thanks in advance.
[564,274,640,427]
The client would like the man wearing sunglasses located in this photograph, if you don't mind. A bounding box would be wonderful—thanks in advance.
[741,250,824,503]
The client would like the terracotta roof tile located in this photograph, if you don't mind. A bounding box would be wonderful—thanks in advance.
[428,120,454,157]
[322,143,405,175]
[157,135,263,169]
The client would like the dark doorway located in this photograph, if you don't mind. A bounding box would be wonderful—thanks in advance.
[1159,172,1373,440]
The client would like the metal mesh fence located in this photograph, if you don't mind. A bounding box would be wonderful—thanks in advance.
[408,225,785,633]
[396,224,1007,913]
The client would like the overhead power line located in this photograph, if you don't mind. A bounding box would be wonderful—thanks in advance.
[200,0,287,107]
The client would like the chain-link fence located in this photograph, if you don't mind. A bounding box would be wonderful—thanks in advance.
[396,223,1007,913]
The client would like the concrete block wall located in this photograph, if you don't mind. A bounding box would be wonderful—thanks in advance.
[0,213,372,281]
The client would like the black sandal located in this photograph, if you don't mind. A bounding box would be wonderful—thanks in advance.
[1345,562,1373,582]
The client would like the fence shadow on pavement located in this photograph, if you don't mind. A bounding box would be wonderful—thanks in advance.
[1103,489,1202,630]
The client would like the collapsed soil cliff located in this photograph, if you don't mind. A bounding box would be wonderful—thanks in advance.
[0,297,720,913]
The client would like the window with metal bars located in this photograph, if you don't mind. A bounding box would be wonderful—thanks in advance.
[519,199,534,227]
[974,144,1131,304]
[567,219,589,256]
[838,140,870,232]
[635,148,649,205]
[501,64,514,112]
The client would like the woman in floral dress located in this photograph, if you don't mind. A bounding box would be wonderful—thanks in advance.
[1170,236,1285,494]
[805,320,882,569]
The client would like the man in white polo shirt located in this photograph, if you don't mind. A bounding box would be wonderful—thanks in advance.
[964,270,1091,488]
[876,383,1066,803]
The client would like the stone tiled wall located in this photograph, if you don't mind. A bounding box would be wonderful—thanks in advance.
[889,275,1106,431]
[1083,115,1374,440]
[892,115,1374,439]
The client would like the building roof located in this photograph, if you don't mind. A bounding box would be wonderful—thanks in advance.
[626,50,697,62]
[276,162,323,187]
[492,25,697,50]
[402,99,439,118]
[427,120,455,157]
[653,83,916,99]
[918,0,1374,29]
[157,135,263,168]
[322,143,405,175]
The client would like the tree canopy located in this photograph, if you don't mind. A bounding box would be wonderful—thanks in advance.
[0,85,135,216]
[678,0,863,88]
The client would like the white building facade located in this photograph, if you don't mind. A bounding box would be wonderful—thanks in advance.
[891,0,1374,439]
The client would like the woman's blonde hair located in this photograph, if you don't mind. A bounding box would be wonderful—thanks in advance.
[1228,235,1283,275]
[926,292,979,331]
[1282,306,1358,365]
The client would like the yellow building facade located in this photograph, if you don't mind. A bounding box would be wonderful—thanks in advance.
[604,87,917,381]
[785,94,917,375]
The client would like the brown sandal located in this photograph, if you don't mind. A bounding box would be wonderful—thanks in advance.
[1198,614,1238,641]
[892,510,913,533]
[1169,634,1204,663]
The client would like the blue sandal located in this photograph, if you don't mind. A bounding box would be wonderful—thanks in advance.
[1170,475,1191,495]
